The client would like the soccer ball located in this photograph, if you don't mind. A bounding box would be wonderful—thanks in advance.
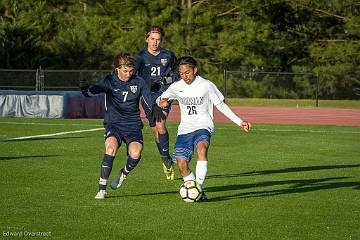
[179,180,202,203]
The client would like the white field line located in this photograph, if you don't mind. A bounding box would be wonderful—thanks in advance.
[0,121,102,127]
[0,128,104,142]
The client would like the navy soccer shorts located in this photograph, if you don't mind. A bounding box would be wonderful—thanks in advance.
[141,97,172,128]
[104,124,144,148]
[173,129,211,162]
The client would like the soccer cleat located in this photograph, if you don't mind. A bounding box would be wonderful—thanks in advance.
[110,170,127,190]
[94,190,107,199]
[162,163,175,180]
[198,191,208,201]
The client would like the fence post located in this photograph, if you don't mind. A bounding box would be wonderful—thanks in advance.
[39,66,44,91]
[35,67,45,91]
[316,72,319,107]
[35,68,40,91]
[223,69,227,102]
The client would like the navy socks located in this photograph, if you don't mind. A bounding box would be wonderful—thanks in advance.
[99,154,115,190]
[123,155,140,175]
[157,132,172,168]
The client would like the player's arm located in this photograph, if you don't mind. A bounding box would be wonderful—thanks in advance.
[79,79,90,96]
[153,86,177,122]
[155,85,176,108]
[141,79,166,122]
[139,77,156,111]
[80,76,109,97]
[209,81,251,132]
[215,102,251,132]
[159,52,179,86]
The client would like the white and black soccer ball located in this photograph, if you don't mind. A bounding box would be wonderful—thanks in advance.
[179,180,202,203]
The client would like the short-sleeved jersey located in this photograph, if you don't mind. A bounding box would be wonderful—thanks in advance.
[87,74,154,131]
[134,48,177,93]
[160,76,224,135]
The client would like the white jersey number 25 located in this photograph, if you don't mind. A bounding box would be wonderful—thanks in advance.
[187,106,197,115]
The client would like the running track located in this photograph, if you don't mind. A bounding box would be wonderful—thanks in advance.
[164,106,360,126]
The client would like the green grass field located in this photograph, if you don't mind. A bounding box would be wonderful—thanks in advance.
[0,118,359,240]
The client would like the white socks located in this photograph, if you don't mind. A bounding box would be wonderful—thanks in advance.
[196,160,208,188]
[182,160,208,188]
[183,172,195,182]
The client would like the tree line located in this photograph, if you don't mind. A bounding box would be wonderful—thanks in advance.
[0,0,359,99]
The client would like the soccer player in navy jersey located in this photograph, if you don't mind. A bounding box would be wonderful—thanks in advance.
[134,26,177,180]
[81,53,155,199]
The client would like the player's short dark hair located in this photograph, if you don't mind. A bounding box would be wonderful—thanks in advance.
[176,56,198,69]
[113,53,136,68]
[146,26,165,38]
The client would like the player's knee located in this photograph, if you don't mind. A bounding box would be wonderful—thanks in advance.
[155,122,167,134]
[105,145,117,156]
[128,151,141,160]
[128,146,142,159]
[127,142,143,159]
[198,150,207,159]
[151,127,158,139]
[105,137,119,156]
[177,159,188,172]
[197,145,208,159]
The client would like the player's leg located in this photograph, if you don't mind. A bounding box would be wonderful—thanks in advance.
[111,131,143,190]
[194,129,211,200]
[195,143,209,200]
[157,103,173,166]
[177,158,194,180]
[143,98,174,180]
[123,141,143,175]
[174,132,195,181]
[195,142,209,189]
[156,119,171,166]
[155,114,174,180]
[95,134,120,199]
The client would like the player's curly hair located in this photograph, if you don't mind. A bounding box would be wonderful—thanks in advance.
[146,25,165,38]
[113,53,136,68]
[176,56,198,69]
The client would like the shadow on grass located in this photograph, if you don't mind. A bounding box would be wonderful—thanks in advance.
[207,164,360,179]
[0,155,60,161]
[205,177,360,202]
[105,164,360,201]
[106,190,178,198]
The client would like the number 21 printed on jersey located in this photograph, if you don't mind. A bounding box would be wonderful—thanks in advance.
[151,66,161,76]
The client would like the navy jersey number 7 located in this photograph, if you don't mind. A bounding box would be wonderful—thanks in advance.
[87,74,154,130]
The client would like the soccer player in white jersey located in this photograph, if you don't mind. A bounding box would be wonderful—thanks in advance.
[156,56,251,200]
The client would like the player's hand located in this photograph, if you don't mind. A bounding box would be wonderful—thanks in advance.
[240,121,251,132]
[159,98,169,108]
[79,79,89,92]
[153,105,166,122]
[160,75,173,85]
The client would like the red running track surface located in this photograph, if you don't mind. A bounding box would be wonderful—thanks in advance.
[163,106,360,126]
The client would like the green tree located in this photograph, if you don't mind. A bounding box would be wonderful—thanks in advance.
[0,0,358,99]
